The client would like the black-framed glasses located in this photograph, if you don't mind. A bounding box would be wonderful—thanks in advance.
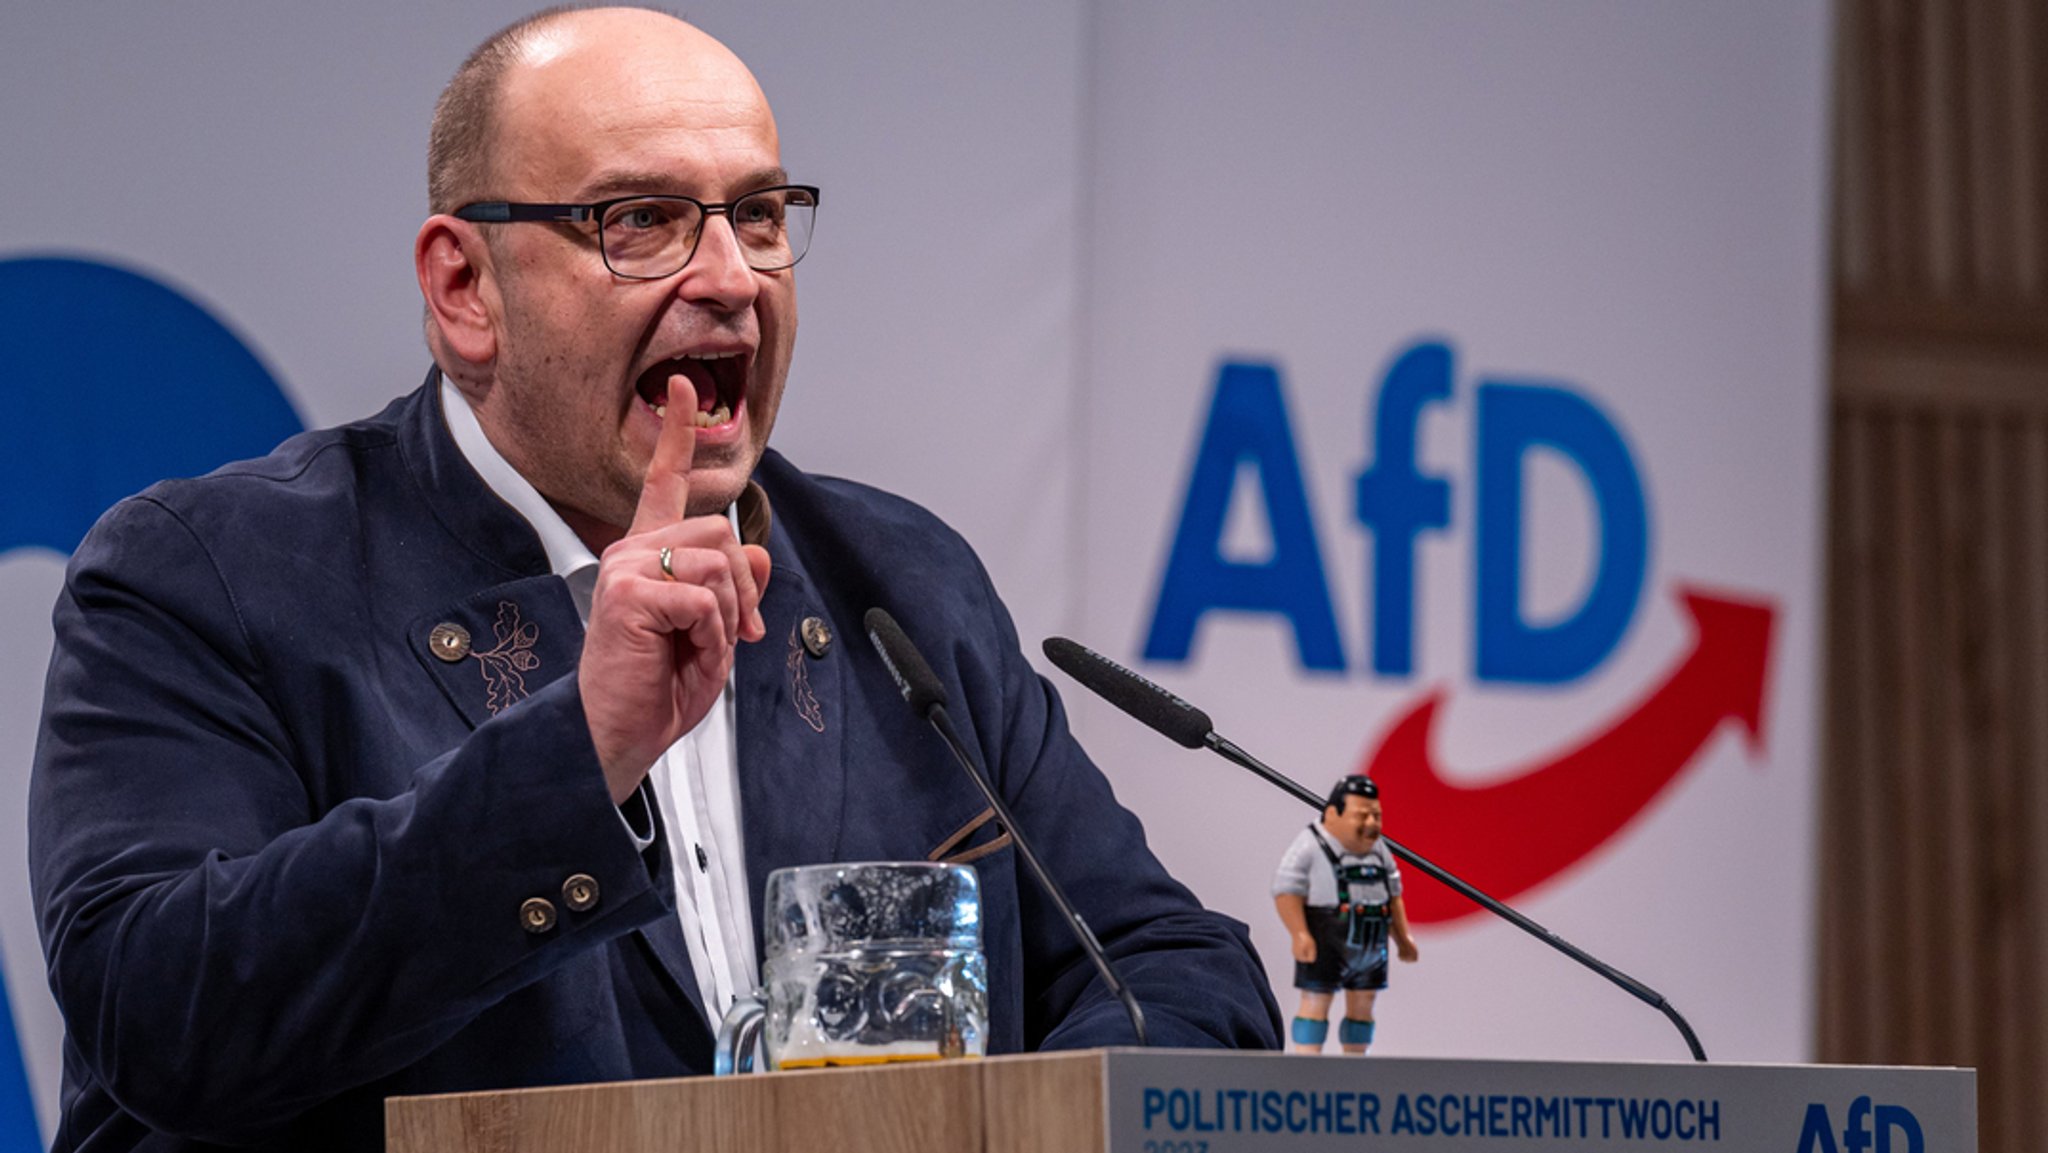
[454,184,819,278]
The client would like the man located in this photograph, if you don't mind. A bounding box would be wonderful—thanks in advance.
[29,9,1278,1150]
[1271,775,1419,1054]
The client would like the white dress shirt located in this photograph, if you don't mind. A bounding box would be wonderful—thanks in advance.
[440,379,759,1025]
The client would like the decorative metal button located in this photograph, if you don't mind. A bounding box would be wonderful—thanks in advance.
[800,616,833,658]
[519,897,558,934]
[562,873,600,913]
[428,622,472,662]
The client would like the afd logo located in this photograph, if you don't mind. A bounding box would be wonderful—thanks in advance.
[1796,1098,1924,1153]
[1146,340,1648,683]
[1142,339,1776,923]
[1,255,303,1149]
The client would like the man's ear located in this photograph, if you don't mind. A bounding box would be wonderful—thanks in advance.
[416,215,499,371]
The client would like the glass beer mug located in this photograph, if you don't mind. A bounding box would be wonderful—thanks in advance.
[715,861,989,1073]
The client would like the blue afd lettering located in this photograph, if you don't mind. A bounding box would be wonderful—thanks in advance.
[1354,341,1453,676]
[1143,361,1345,671]
[1475,382,1648,683]
[1797,1097,1925,1153]
[1145,341,1650,683]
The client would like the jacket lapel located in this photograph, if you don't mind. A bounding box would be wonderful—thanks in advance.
[735,513,848,960]
[396,376,717,1041]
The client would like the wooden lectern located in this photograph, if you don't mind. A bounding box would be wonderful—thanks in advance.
[387,1048,1977,1152]
[387,1051,1097,1153]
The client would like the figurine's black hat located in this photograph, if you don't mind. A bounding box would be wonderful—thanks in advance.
[1324,774,1379,813]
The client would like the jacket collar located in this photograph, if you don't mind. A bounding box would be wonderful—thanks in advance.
[395,368,555,580]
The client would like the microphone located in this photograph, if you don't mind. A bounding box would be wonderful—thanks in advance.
[1041,635,1708,1063]
[1041,637,1326,811]
[864,609,1148,1046]
[1040,637,1209,748]
[866,608,947,718]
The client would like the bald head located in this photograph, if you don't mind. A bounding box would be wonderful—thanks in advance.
[427,6,769,214]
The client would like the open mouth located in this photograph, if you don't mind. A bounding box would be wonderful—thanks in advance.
[635,351,746,428]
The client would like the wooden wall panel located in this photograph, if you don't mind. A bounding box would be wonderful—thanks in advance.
[1825,5,2048,1153]
[1822,388,2048,1153]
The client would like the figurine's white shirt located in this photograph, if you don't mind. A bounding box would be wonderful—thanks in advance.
[1271,825,1402,907]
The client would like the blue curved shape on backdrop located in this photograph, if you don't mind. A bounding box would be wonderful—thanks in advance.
[0,254,305,1149]
[0,992,34,1152]
[0,256,304,557]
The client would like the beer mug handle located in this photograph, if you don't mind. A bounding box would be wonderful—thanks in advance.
[714,994,767,1076]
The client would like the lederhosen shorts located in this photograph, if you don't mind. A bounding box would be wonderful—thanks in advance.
[1294,904,1390,992]
[1293,830,1393,992]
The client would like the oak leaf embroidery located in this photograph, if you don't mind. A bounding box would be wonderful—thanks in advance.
[473,601,540,714]
[787,622,826,733]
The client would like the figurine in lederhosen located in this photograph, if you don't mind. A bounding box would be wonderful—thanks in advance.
[1271,775,1419,1053]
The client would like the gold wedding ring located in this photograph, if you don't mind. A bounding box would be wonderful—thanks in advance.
[658,546,676,581]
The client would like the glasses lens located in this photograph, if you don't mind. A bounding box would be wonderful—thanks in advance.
[600,198,703,278]
[732,187,817,271]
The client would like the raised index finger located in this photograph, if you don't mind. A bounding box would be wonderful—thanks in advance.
[629,401,695,536]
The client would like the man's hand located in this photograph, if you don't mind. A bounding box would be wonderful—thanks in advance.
[578,414,772,802]
[1396,936,1420,963]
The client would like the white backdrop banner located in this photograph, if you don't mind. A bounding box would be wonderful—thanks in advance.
[0,2,1828,1143]
[1077,0,1829,1068]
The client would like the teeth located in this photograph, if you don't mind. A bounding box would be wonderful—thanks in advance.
[647,365,738,424]
[684,350,742,361]
[651,400,733,426]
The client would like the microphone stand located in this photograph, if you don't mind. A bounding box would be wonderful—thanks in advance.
[867,611,1149,1046]
[925,700,1149,1048]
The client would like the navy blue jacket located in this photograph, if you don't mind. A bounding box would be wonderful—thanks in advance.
[29,379,1280,1151]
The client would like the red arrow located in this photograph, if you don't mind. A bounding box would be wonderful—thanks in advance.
[1364,585,1775,925]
